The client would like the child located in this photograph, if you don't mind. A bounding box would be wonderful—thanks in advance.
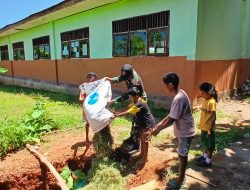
[79,72,97,147]
[111,86,155,165]
[152,72,195,189]
[195,82,218,167]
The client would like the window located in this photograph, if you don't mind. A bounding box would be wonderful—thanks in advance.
[148,28,168,55]
[112,11,169,57]
[61,28,89,59]
[32,36,50,60]
[0,45,9,61]
[13,42,25,60]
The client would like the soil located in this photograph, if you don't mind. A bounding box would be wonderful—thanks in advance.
[0,98,249,190]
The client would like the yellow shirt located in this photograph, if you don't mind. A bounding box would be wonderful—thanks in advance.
[198,98,216,131]
[127,98,146,115]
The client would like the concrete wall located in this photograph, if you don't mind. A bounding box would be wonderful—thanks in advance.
[192,59,250,104]
[56,56,195,98]
[0,56,195,100]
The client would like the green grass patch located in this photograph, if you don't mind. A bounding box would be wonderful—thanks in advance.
[215,125,250,151]
[0,85,82,129]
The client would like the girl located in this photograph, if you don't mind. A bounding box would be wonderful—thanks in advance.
[196,82,218,167]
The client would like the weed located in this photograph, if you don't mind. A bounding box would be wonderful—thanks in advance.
[84,157,126,190]
[60,166,86,190]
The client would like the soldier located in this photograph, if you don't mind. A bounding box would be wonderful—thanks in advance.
[106,64,147,154]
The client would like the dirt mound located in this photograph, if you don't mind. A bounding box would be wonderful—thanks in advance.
[0,127,176,190]
[0,129,94,190]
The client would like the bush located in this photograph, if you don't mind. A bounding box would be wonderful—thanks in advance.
[0,101,57,157]
[0,121,27,157]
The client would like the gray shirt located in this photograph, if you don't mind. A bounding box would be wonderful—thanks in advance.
[169,90,195,137]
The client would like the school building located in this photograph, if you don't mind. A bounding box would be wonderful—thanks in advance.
[0,0,250,106]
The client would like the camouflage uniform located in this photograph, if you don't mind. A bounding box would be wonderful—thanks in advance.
[111,70,147,152]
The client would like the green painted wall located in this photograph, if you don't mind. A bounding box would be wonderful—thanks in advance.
[196,0,250,60]
[0,0,199,61]
[54,0,199,60]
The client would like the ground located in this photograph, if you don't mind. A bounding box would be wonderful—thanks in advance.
[0,86,249,190]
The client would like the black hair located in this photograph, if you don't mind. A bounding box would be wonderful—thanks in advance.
[162,72,179,89]
[128,86,140,96]
[87,72,97,79]
[199,82,218,102]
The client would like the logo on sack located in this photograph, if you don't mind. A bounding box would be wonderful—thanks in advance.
[88,92,99,105]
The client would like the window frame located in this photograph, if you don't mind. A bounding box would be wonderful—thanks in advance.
[0,45,9,61]
[60,27,90,59]
[147,26,169,56]
[32,36,51,60]
[112,11,170,57]
[12,41,25,61]
[112,32,129,57]
[129,30,147,57]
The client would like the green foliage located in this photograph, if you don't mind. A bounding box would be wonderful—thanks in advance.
[0,121,27,157]
[60,166,86,190]
[20,102,57,141]
[84,157,126,190]
[0,67,8,74]
[130,33,146,56]
[0,101,57,158]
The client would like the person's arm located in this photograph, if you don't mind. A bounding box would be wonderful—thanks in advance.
[152,115,176,136]
[157,114,171,126]
[106,75,123,84]
[106,93,129,108]
[207,101,216,135]
[116,111,130,117]
[206,111,216,135]
[153,98,182,136]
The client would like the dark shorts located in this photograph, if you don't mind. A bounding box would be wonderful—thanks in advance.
[200,130,215,151]
[177,136,194,157]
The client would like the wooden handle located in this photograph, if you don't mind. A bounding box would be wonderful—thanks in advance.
[26,144,68,190]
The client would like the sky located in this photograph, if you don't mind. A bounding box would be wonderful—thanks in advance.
[0,0,63,29]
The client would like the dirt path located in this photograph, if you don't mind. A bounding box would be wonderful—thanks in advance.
[0,129,94,190]
[0,98,249,190]
[186,139,250,190]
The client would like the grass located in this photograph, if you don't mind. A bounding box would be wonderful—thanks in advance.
[83,157,126,190]
[0,85,82,129]
[0,84,168,157]
[1,84,249,189]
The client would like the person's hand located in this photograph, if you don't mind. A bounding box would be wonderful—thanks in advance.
[151,125,159,136]
[110,114,116,120]
[207,130,211,138]
[106,100,114,108]
[104,77,112,82]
